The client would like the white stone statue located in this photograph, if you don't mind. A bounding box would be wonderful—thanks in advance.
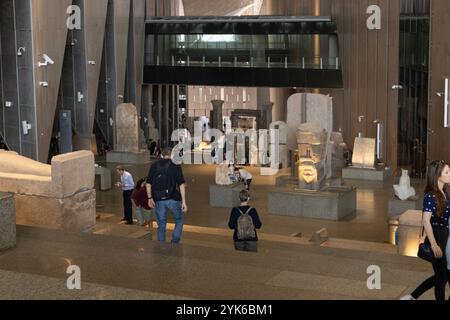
[215,163,233,185]
[394,169,416,200]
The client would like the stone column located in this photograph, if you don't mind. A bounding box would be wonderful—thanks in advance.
[0,193,16,250]
[260,102,274,129]
[211,100,224,131]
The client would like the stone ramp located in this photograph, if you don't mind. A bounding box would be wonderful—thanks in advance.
[0,224,437,300]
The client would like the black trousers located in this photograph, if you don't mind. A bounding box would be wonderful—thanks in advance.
[246,179,252,191]
[123,190,133,223]
[412,227,449,300]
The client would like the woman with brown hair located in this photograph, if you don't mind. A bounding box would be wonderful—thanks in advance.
[401,160,450,300]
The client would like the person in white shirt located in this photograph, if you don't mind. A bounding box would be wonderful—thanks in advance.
[236,168,253,191]
[116,166,135,225]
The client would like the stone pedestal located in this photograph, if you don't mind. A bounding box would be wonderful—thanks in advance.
[342,166,391,182]
[95,166,112,191]
[210,183,246,208]
[398,210,423,257]
[268,187,357,221]
[107,150,150,164]
[388,197,422,219]
[15,190,96,232]
[0,193,16,250]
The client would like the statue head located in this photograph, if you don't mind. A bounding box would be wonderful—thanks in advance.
[299,163,318,184]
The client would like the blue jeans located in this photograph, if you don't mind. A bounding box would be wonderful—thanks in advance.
[154,200,184,243]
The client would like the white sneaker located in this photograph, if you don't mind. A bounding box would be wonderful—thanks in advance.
[400,295,416,300]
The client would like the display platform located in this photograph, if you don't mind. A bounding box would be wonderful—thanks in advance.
[0,193,15,250]
[106,150,150,164]
[388,197,422,219]
[209,183,246,208]
[342,166,391,182]
[95,166,112,191]
[397,210,423,257]
[268,186,357,221]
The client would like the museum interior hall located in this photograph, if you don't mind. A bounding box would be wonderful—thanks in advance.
[0,0,449,301]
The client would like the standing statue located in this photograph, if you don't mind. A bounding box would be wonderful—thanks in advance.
[394,169,416,200]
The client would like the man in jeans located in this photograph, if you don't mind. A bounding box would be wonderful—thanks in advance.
[146,147,188,243]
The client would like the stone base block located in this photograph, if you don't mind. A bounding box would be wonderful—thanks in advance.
[268,187,357,221]
[209,183,246,208]
[95,166,112,191]
[397,210,423,257]
[0,193,16,250]
[388,197,422,219]
[15,189,96,232]
[342,166,391,182]
[106,150,150,164]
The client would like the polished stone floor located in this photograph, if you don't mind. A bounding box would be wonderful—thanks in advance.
[0,226,436,300]
[97,160,425,243]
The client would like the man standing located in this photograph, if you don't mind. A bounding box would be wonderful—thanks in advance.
[116,166,135,225]
[146,147,188,244]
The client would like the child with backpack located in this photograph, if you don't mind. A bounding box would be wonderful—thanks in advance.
[228,190,262,253]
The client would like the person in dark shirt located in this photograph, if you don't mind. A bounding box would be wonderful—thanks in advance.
[228,190,262,253]
[146,147,188,244]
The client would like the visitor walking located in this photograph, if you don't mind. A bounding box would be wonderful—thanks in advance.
[132,178,155,227]
[116,166,135,225]
[146,147,188,244]
[401,160,450,300]
[228,190,262,253]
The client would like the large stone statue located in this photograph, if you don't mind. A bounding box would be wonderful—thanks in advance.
[0,150,96,231]
[115,103,140,153]
[296,123,328,190]
[107,103,150,164]
[215,163,233,185]
[148,113,160,142]
[287,93,333,177]
[330,132,347,178]
[394,169,416,200]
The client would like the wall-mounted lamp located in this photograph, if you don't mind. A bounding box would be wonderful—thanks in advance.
[5,101,13,108]
[109,118,114,127]
[88,60,96,65]
[117,95,124,101]
[22,121,32,135]
[17,47,26,56]
[38,54,54,67]
[99,109,105,114]
[392,85,403,90]
[39,81,49,87]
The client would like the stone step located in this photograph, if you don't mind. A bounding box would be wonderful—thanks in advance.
[92,214,407,266]
[8,225,433,300]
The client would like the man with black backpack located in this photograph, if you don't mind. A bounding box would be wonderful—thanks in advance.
[146,147,188,244]
[228,190,262,252]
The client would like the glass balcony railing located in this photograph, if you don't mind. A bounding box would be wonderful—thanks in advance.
[145,33,340,70]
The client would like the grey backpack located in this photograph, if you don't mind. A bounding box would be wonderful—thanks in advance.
[237,208,256,240]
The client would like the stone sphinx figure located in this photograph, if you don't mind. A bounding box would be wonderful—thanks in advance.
[296,123,328,190]
[394,169,416,200]
[0,150,51,177]
[0,150,96,232]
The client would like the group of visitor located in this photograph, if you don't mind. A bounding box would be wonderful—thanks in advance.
[115,147,262,251]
